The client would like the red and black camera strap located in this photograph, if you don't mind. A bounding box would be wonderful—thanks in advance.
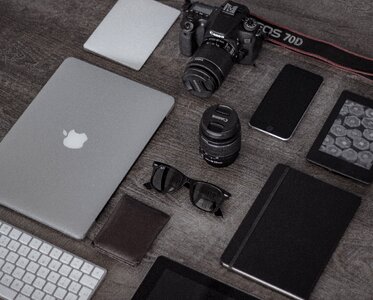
[252,14,373,81]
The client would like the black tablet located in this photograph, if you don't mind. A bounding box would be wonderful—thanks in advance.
[131,256,259,300]
[307,91,373,184]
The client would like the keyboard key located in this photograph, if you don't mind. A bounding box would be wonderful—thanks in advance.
[57,276,71,289]
[1,274,14,286]
[0,224,12,235]
[49,259,61,271]
[23,272,35,284]
[43,295,55,300]
[47,271,60,284]
[36,266,50,279]
[16,256,29,269]
[29,238,42,250]
[28,249,41,262]
[18,245,31,257]
[9,229,22,240]
[0,236,10,247]
[10,278,24,291]
[54,286,67,299]
[2,262,15,274]
[0,248,8,259]
[80,274,98,289]
[68,281,81,294]
[70,269,82,281]
[43,282,56,295]
[81,262,94,274]
[33,277,46,290]
[38,254,51,266]
[60,252,73,264]
[39,243,52,255]
[19,233,32,245]
[59,264,72,277]
[15,294,30,300]
[20,283,34,296]
[5,252,19,264]
[50,248,62,260]
[79,286,93,300]
[7,240,20,252]
[31,289,45,300]
[65,292,78,300]
[12,267,25,279]
[0,283,17,299]
[92,267,105,280]
[26,261,39,273]
[70,257,83,269]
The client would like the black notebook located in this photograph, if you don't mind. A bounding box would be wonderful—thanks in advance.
[221,164,361,300]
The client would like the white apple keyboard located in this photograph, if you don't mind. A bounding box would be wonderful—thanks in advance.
[0,220,106,300]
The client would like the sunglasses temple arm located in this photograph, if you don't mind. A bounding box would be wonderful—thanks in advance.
[144,182,153,190]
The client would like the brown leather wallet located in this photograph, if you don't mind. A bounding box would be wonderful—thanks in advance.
[93,195,170,266]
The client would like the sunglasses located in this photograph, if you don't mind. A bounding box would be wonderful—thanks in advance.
[144,162,231,217]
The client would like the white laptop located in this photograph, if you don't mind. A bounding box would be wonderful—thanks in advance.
[0,58,174,239]
[84,0,180,70]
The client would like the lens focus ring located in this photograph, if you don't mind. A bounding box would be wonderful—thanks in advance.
[182,43,234,98]
[199,134,241,157]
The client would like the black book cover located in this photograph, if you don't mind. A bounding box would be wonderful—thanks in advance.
[221,164,361,300]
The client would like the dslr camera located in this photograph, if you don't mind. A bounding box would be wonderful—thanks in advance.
[180,1,265,98]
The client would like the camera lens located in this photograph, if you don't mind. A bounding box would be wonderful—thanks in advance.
[183,42,235,98]
[199,104,241,167]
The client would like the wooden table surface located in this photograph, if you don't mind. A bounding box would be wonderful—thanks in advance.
[0,0,372,299]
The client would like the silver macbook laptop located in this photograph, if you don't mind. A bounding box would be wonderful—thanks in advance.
[0,57,174,239]
[84,0,180,70]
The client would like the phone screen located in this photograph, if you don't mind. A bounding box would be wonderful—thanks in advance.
[250,64,323,140]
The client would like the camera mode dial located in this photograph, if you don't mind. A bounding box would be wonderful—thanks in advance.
[243,18,258,32]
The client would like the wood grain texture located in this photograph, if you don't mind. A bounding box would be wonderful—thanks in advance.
[0,0,372,299]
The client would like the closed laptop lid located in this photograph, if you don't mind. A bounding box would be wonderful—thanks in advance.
[0,58,174,239]
[83,0,180,70]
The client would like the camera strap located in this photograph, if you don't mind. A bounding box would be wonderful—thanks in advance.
[252,14,373,81]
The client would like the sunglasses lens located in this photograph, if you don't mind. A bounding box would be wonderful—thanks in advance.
[151,165,184,193]
[191,182,223,212]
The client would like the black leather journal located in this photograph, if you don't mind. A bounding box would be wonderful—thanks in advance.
[221,164,361,300]
[93,195,170,266]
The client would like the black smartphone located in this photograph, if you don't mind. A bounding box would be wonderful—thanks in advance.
[249,64,323,140]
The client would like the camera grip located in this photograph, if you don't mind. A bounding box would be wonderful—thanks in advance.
[180,26,197,57]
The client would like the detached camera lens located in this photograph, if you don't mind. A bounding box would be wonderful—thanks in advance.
[199,104,241,167]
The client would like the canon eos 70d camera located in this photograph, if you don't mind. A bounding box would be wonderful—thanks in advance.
[180,1,265,98]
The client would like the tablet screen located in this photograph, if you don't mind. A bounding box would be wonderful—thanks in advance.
[131,256,258,300]
[148,269,235,300]
[319,99,373,170]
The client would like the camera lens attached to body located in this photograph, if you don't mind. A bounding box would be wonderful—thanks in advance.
[183,39,235,98]
[199,104,241,167]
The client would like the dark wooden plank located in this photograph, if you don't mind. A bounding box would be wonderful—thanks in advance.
[0,0,372,299]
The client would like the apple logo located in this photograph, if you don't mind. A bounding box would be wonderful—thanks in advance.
[63,129,88,149]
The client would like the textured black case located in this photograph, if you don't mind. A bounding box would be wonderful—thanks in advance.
[221,164,361,300]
